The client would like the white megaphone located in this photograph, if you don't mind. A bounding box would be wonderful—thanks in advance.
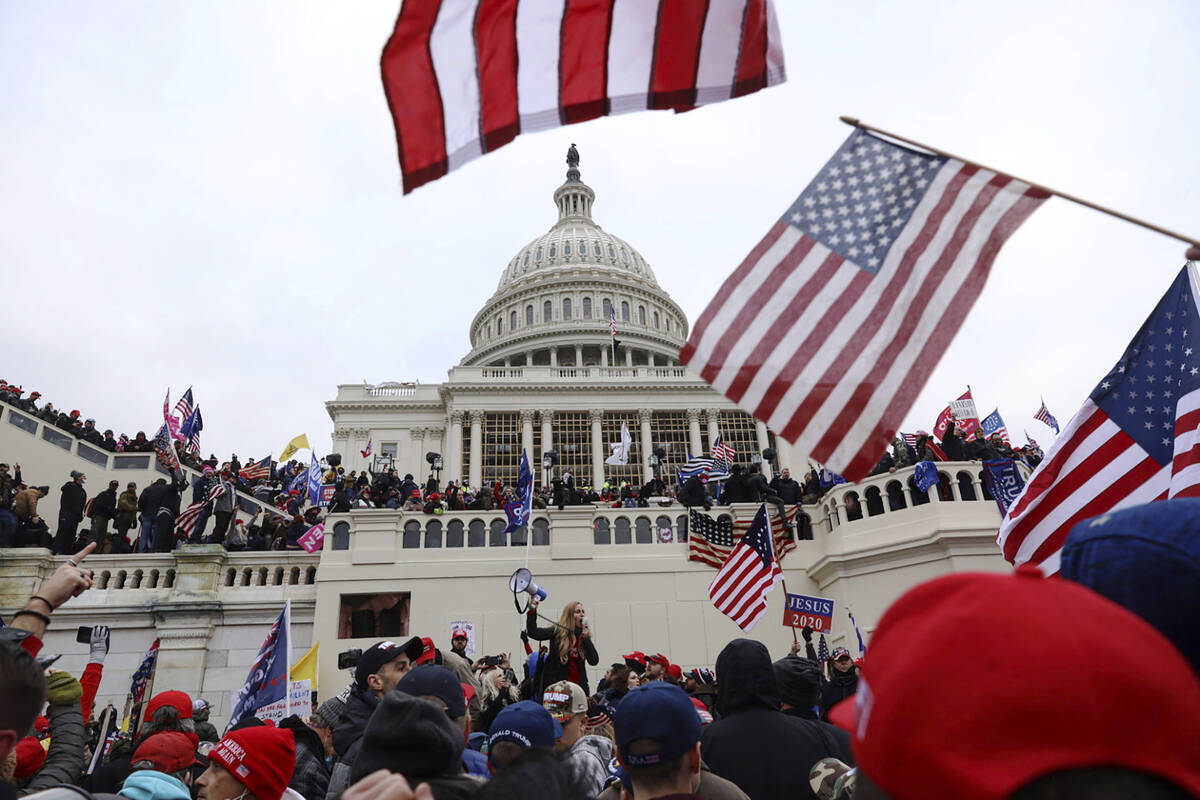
[508,568,548,602]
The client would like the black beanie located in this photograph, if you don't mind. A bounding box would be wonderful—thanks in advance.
[772,655,823,708]
[349,691,464,784]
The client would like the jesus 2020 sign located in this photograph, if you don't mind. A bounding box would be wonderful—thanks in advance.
[782,594,835,633]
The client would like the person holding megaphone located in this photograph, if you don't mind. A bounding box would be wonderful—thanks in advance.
[526,597,599,701]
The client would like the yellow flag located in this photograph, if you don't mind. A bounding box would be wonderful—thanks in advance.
[291,642,319,687]
[280,434,310,462]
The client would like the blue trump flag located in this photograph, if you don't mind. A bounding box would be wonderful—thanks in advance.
[503,450,533,535]
[307,453,321,505]
[228,602,290,729]
[914,461,939,493]
[983,458,1026,515]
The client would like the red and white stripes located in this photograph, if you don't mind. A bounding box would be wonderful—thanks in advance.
[382,0,786,193]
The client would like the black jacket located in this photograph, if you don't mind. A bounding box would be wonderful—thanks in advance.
[525,612,599,698]
[720,473,755,504]
[940,422,968,461]
[327,688,381,800]
[770,476,802,503]
[678,475,711,508]
[138,482,170,517]
[92,487,118,519]
[282,715,331,800]
[59,481,87,519]
[700,639,853,800]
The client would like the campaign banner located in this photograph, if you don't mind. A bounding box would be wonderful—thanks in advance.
[914,461,939,493]
[297,522,325,554]
[982,459,1026,516]
[319,484,335,507]
[782,593,836,633]
[230,679,311,725]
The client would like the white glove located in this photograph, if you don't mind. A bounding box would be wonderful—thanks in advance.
[88,624,110,664]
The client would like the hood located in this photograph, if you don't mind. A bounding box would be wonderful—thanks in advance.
[280,715,325,756]
[571,734,614,764]
[714,639,781,717]
[119,770,192,800]
[331,688,379,757]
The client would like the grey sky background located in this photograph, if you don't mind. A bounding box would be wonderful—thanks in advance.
[3,1,1198,465]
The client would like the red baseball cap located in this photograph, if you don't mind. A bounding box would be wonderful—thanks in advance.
[14,737,46,779]
[415,636,438,665]
[646,653,670,669]
[143,690,193,722]
[132,731,199,773]
[452,628,468,640]
[666,663,683,681]
[829,567,1200,798]
[208,727,296,800]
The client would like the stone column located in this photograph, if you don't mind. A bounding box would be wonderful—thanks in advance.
[550,348,558,367]
[754,419,772,477]
[601,346,609,367]
[447,411,464,482]
[775,437,794,474]
[333,429,352,469]
[574,345,583,367]
[410,427,426,478]
[539,410,554,487]
[686,409,702,456]
[705,408,721,449]
[520,410,535,462]
[639,408,653,482]
[590,408,605,487]
[469,411,484,489]
[625,347,633,367]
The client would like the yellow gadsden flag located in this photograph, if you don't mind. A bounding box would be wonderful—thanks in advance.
[291,643,318,687]
[280,434,310,462]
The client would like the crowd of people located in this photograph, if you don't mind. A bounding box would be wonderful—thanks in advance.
[3,496,1199,800]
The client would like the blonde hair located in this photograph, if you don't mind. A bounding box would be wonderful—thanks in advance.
[555,601,582,665]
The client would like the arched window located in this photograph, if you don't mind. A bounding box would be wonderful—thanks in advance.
[593,242,601,256]
[564,241,572,256]
[621,248,629,263]
[543,300,552,322]
[603,298,613,318]
[579,241,586,258]
[536,246,543,262]
[497,316,503,334]
[509,310,517,330]
[653,311,660,329]
[563,298,572,320]
[549,244,556,258]
[638,305,646,325]
[487,324,492,337]
[523,253,529,266]
[621,301,630,321]
[583,297,592,318]
[608,244,616,259]
[526,305,533,326]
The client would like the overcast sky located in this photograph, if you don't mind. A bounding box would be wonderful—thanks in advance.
[3,1,1198,464]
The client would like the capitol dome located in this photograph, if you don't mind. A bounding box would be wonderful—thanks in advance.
[463,148,688,369]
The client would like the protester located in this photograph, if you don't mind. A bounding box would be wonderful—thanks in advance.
[525,598,599,699]
[540,680,612,796]
[393,665,488,778]
[280,714,331,800]
[114,482,139,553]
[828,568,1200,798]
[684,668,718,715]
[485,701,562,772]
[701,639,853,800]
[327,637,424,799]
[88,479,120,552]
[121,730,199,800]
[476,664,521,734]
[54,471,87,554]
[612,682,705,800]
[800,628,858,721]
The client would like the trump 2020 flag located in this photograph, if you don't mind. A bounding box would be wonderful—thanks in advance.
[980,408,1010,444]
[999,264,1200,574]
[982,458,1025,515]
[228,602,291,729]
[708,504,782,631]
[503,450,534,535]
[681,128,1047,482]
[381,0,785,193]
[307,453,321,506]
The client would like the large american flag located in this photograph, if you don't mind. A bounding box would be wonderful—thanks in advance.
[173,387,194,424]
[175,485,226,540]
[999,265,1200,574]
[128,638,160,705]
[1034,400,1060,434]
[688,506,796,569]
[708,505,782,631]
[381,0,785,193]
[239,456,271,482]
[681,129,1047,482]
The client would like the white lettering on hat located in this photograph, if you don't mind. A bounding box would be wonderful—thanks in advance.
[544,692,570,704]
[489,729,531,748]
[379,641,398,650]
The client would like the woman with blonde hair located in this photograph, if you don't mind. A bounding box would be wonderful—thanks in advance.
[526,597,599,700]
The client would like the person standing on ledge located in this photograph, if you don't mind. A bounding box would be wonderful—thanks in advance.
[526,598,598,701]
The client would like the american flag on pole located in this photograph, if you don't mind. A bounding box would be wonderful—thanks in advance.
[173,387,194,424]
[1035,399,1060,434]
[153,424,179,474]
[128,638,160,705]
[999,265,1200,574]
[678,454,731,484]
[980,408,1011,444]
[711,435,736,464]
[175,485,226,540]
[381,0,785,194]
[609,307,619,337]
[680,129,1047,482]
[240,456,271,482]
[180,407,203,457]
[688,506,796,569]
[707,505,783,631]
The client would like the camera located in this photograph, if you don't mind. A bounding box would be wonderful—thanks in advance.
[483,655,502,668]
[337,648,362,670]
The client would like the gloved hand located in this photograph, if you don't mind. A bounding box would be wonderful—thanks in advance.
[88,625,111,664]
[802,626,813,643]
[45,670,83,706]
[519,631,529,644]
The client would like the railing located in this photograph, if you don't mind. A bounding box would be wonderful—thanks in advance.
[366,382,419,397]
[447,365,700,383]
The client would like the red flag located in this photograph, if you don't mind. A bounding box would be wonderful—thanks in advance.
[380,0,786,194]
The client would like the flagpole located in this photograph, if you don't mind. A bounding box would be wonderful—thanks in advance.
[839,117,1200,251]
[779,577,799,646]
[134,650,159,740]
[285,599,293,719]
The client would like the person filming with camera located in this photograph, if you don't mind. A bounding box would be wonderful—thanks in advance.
[526,598,599,701]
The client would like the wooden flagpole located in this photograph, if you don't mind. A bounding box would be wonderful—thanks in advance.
[839,117,1200,253]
